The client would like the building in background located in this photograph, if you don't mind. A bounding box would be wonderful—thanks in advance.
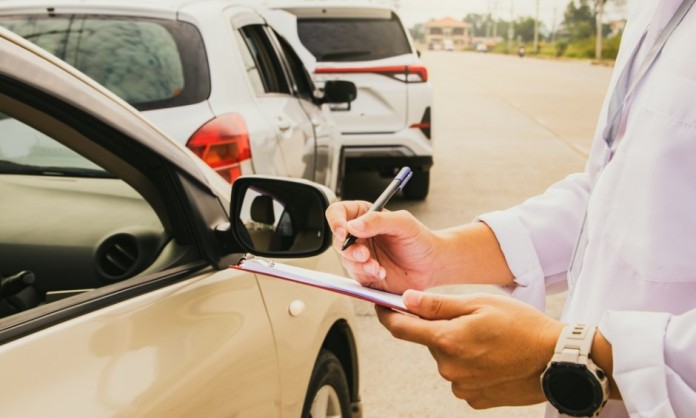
[425,17,471,50]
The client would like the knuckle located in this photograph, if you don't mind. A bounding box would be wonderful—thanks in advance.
[433,331,457,356]
[437,363,458,382]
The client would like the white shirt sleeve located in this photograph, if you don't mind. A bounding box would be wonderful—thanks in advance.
[477,171,591,311]
[599,308,696,417]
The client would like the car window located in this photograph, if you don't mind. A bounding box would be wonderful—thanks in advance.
[0,112,108,177]
[296,13,412,62]
[275,33,315,101]
[0,15,211,111]
[0,107,165,319]
[234,30,266,96]
[239,25,290,94]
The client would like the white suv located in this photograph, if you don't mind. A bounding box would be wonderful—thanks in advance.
[274,2,434,199]
[0,0,356,192]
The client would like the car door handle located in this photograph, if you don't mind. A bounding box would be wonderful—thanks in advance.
[276,118,292,131]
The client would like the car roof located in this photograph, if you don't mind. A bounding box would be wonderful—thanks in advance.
[0,0,264,16]
[269,1,395,19]
[0,25,218,189]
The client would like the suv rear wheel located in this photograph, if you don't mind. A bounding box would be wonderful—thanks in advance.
[403,169,430,200]
[302,349,351,418]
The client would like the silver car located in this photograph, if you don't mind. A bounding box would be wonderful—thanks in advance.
[0,26,361,418]
[0,0,356,193]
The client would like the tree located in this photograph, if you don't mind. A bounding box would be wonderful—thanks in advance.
[463,13,489,37]
[594,0,626,60]
[563,0,595,40]
[409,23,426,43]
[514,17,538,43]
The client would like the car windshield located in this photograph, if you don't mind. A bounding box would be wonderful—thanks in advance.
[0,112,110,177]
[297,13,412,62]
[0,14,210,111]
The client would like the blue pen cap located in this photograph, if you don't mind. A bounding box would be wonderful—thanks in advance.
[395,166,413,192]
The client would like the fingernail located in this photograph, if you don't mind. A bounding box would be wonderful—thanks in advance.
[403,290,423,309]
[377,267,386,280]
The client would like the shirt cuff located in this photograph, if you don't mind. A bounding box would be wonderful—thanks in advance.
[599,310,675,417]
[477,210,546,311]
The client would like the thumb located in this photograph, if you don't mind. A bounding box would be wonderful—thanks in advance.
[347,210,419,240]
[403,290,480,320]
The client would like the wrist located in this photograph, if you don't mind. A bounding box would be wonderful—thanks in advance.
[541,324,610,417]
[591,330,621,400]
[435,222,515,287]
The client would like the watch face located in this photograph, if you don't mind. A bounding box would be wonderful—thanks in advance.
[543,363,604,417]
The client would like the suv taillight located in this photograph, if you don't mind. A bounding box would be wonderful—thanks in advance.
[315,65,428,83]
[186,113,251,183]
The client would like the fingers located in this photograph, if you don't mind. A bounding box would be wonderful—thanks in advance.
[325,200,372,242]
[339,255,387,288]
[376,305,442,346]
[402,290,480,320]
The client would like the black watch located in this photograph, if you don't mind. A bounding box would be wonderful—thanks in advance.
[541,324,610,417]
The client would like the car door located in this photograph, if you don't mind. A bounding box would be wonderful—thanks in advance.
[272,32,338,191]
[235,20,317,182]
[0,34,281,417]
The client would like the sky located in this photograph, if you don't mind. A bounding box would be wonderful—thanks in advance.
[391,0,628,30]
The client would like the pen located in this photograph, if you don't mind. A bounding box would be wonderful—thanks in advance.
[341,166,413,251]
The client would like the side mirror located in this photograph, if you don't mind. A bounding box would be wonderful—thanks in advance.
[319,80,357,105]
[229,176,334,258]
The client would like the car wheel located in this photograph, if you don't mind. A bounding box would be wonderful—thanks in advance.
[302,349,351,418]
[402,169,429,200]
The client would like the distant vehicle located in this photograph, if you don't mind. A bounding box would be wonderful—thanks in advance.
[476,43,489,53]
[443,39,455,51]
[518,45,526,58]
[0,0,356,193]
[273,1,434,200]
[0,25,361,418]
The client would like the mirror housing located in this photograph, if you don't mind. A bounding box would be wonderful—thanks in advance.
[318,80,357,105]
[229,176,334,258]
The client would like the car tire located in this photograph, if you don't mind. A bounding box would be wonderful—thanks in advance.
[302,349,351,418]
[402,169,429,200]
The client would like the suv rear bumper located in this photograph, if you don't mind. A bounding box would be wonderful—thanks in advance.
[342,147,433,172]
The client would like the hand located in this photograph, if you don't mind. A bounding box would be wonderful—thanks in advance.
[377,290,564,409]
[325,200,440,293]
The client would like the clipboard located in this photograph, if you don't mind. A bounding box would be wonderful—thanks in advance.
[232,256,408,313]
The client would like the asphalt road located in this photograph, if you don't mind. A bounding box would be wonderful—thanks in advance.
[341,51,614,418]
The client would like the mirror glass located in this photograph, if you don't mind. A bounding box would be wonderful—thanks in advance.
[232,178,330,257]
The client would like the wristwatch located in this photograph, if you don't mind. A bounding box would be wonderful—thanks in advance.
[541,324,610,417]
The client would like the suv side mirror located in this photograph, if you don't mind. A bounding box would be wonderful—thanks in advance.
[229,176,334,258]
[319,80,357,105]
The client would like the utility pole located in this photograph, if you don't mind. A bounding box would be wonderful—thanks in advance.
[595,0,605,60]
[533,0,540,53]
[507,0,514,52]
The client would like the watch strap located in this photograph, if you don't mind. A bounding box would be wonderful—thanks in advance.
[553,324,596,365]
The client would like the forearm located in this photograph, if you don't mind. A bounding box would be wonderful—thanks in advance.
[432,221,515,287]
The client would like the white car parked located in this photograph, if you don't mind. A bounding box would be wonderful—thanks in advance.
[0,0,356,192]
[273,2,434,199]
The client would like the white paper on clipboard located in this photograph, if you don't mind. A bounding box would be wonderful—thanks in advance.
[232,256,408,313]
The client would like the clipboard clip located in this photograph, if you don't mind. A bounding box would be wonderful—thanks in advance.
[237,253,275,268]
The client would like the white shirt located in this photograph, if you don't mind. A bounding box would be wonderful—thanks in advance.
[479,1,696,416]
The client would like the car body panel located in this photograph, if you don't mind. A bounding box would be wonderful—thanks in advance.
[0,269,282,418]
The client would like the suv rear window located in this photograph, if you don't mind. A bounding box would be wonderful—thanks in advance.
[0,15,210,111]
[296,13,411,62]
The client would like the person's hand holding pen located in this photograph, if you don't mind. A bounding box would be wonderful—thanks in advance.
[325,167,443,294]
